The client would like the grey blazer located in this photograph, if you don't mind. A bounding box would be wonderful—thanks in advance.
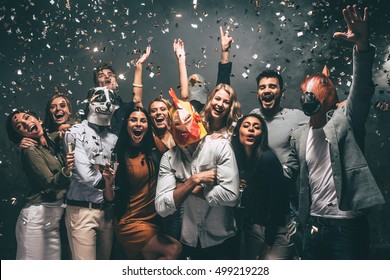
[284,45,385,224]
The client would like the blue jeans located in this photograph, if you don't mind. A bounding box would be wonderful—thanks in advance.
[303,215,369,260]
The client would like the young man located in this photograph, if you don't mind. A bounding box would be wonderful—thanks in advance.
[284,5,385,259]
[64,87,119,260]
[155,89,240,260]
[92,47,151,135]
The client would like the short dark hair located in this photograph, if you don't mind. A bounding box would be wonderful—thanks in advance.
[6,109,41,144]
[255,70,284,91]
[93,62,116,86]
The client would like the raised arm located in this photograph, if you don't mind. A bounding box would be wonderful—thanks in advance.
[173,39,189,102]
[217,26,233,85]
[333,5,369,52]
[334,5,375,150]
[132,45,151,108]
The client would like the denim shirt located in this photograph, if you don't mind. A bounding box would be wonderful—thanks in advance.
[65,120,118,203]
[155,136,239,248]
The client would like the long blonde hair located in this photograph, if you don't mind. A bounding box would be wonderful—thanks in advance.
[201,83,241,133]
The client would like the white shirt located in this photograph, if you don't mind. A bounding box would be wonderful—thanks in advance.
[65,120,118,203]
[306,127,357,218]
[155,136,239,248]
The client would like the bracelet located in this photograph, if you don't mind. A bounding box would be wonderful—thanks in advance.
[61,167,72,178]
[133,83,143,88]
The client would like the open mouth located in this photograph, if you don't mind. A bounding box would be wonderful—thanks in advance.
[213,106,223,115]
[133,130,143,136]
[29,124,38,132]
[261,93,274,102]
[155,116,164,123]
[55,112,64,119]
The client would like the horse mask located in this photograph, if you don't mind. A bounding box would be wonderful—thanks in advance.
[300,66,338,117]
[168,88,207,147]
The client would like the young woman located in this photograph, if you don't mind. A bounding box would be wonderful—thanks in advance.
[19,94,79,149]
[112,106,181,259]
[147,97,175,153]
[231,114,293,259]
[6,109,74,259]
[174,34,241,140]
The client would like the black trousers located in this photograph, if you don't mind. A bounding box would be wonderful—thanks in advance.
[181,234,240,260]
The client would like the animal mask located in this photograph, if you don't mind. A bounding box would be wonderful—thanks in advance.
[168,88,207,147]
[300,66,338,117]
[87,87,120,126]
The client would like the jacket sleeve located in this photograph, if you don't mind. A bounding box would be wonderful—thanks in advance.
[345,45,376,151]
[283,131,300,181]
[21,148,70,191]
[216,62,232,85]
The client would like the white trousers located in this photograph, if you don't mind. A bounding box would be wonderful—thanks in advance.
[15,200,64,260]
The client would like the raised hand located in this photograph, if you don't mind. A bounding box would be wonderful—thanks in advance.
[136,45,151,66]
[333,5,369,51]
[220,26,233,52]
[173,39,186,60]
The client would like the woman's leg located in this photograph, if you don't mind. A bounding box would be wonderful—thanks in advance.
[142,233,182,260]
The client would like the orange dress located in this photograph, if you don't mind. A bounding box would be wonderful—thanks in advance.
[114,152,160,259]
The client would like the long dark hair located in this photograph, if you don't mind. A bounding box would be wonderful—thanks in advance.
[231,113,270,173]
[113,106,160,218]
[6,109,43,144]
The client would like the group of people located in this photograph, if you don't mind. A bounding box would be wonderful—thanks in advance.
[6,5,384,260]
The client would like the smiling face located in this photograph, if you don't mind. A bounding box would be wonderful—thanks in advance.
[49,97,70,125]
[96,68,118,91]
[257,77,282,111]
[239,116,262,148]
[149,100,169,131]
[210,89,231,122]
[127,110,148,147]
[12,112,44,139]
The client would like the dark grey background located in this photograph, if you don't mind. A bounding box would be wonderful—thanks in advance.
[0,0,389,259]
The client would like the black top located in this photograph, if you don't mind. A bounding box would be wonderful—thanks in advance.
[237,149,290,245]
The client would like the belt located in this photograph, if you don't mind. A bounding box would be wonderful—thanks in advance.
[66,199,111,211]
[309,215,367,227]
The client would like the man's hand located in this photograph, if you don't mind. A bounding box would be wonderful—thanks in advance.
[194,168,217,186]
[333,5,369,52]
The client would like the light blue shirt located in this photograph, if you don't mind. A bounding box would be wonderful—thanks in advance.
[64,120,118,203]
[155,136,239,248]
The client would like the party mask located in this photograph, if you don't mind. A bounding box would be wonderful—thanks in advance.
[300,66,338,117]
[87,87,119,126]
[168,88,207,147]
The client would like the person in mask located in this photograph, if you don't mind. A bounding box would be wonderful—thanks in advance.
[63,87,119,260]
[155,89,240,260]
[93,46,151,136]
[284,5,385,259]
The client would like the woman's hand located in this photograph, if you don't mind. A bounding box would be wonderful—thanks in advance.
[173,39,186,61]
[102,163,115,188]
[19,137,38,150]
[135,45,151,66]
